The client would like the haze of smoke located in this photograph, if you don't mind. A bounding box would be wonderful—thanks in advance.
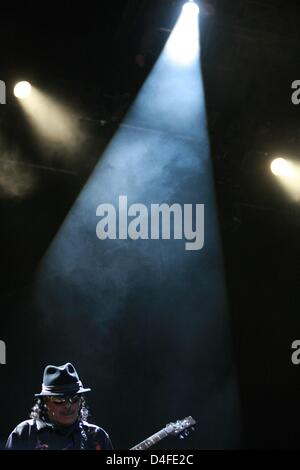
[0,150,36,199]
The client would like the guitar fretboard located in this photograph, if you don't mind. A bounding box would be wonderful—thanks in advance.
[130,427,170,450]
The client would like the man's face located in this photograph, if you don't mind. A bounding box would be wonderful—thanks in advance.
[44,395,82,426]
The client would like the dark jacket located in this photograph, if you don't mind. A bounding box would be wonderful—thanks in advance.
[5,418,113,450]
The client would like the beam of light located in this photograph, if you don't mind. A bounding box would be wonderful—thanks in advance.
[32,1,241,449]
[271,157,300,201]
[17,86,83,154]
[166,0,200,65]
[14,81,32,100]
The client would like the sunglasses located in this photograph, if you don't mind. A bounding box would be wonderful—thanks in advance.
[48,395,81,405]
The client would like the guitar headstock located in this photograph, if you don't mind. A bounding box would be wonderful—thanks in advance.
[165,416,196,439]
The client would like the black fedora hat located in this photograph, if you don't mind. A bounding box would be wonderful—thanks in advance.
[35,362,91,397]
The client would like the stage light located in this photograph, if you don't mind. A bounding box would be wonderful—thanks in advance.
[271,158,294,177]
[14,81,32,100]
[166,0,200,65]
[182,0,200,16]
[271,157,300,201]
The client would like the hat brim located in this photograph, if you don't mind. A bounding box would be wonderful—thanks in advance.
[34,387,91,397]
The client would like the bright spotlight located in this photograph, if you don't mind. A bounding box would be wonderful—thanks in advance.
[14,81,32,100]
[166,0,200,65]
[271,157,300,201]
[271,158,294,177]
[182,0,200,15]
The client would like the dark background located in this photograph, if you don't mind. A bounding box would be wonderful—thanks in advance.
[0,0,300,449]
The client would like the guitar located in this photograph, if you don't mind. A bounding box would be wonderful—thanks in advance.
[130,416,196,450]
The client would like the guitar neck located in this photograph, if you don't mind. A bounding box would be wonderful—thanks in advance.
[130,427,170,450]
